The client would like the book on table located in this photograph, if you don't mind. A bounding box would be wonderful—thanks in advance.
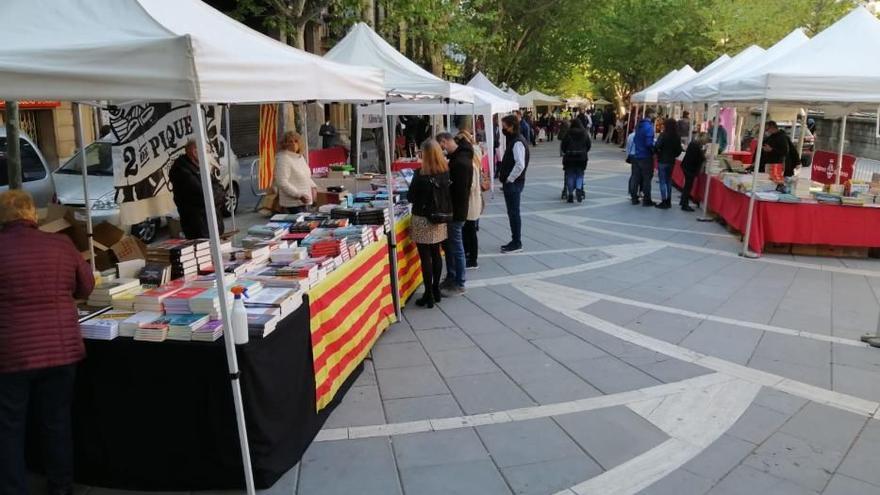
[119,311,164,338]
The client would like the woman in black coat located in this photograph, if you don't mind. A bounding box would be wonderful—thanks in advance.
[560,119,591,203]
[653,118,683,209]
[679,133,709,211]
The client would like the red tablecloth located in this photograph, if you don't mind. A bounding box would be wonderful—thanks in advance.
[705,177,880,254]
[672,159,706,201]
[724,151,754,165]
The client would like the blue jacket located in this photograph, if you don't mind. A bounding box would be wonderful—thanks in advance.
[519,120,532,142]
[633,118,654,159]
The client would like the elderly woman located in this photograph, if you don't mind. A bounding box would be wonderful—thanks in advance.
[0,190,95,495]
[274,131,318,214]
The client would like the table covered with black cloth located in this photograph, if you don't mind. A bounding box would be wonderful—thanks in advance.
[28,299,359,491]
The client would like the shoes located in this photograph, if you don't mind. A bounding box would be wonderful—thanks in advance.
[442,285,467,297]
[433,287,443,303]
[440,278,456,291]
[681,205,695,212]
[631,198,640,205]
[576,189,585,202]
[501,242,523,253]
[655,199,671,209]
[466,260,479,270]
[414,293,434,308]
[642,200,655,207]
[567,194,574,203]
[561,189,568,200]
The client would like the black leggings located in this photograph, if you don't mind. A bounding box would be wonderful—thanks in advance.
[416,243,443,296]
[463,220,478,264]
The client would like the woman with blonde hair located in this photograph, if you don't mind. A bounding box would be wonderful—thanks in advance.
[0,190,95,495]
[406,139,451,308]
[456,131,485,269]
[274,131,317,214]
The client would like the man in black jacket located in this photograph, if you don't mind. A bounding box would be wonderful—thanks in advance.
[499,115,529,253]
[759,121,789,173]
[679,133,709,211]
[168,140,225,239]
[437,132,473,295]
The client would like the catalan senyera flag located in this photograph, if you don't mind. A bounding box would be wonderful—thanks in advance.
[395,215,422,303]
[258,104,278,190]
[309,238,397,411]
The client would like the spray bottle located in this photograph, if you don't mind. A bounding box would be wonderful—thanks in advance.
[230,286,249,345]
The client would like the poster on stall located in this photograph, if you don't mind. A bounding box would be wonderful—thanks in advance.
[107,103,222,225]
[811,150,856,185]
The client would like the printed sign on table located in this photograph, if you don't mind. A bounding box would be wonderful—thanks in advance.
[811,150,856,184]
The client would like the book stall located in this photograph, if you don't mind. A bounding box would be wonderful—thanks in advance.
[645,7,880,258]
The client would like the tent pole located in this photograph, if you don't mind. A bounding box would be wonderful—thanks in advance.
[190,103,256,495]
[698,104,721,222]
[446,99,451,132]
[688,104,695,143]
[354,106,363,174]
[224,104,236,231]
[381,101,401,317]
[741,100,769,259]
[486,113,495,195]
[301,103,310,156]
[735,112,744,152]
[73,102,96,273]
[835,113,848,185]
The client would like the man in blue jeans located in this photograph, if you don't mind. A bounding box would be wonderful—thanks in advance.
[437,132,474,296]
[630,108,656,207]
[499,115,529,253]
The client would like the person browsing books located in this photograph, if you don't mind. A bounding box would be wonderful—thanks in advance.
[274,131,318,214]
[0,190,95,495]
[436,131,473,296]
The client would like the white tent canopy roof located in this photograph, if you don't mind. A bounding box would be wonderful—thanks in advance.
[325,22,472,103]
[523,90,563,106]
[696,29,810,103]
[633,65,698,103]
[360,84,518,116]
[0,0,385,103]
[657,54,731,103]
[506,88,532,108]
[717,7,880,108]
[664,47,765,103]
[467,72,517,103]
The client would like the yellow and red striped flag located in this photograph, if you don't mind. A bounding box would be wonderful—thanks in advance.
[258,104,278,190]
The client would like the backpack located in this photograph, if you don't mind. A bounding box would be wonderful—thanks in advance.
[565,134,591,161]
[424,174,453,224]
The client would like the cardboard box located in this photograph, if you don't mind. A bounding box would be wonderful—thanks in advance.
[314,190,351,207]
[38,205,146,271]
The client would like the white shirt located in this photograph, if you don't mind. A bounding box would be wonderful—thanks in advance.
[274,150,317,207]
[507,141,526,183]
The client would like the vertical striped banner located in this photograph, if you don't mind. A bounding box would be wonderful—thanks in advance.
[258,104,278,190]
[309,238,397,411]
[395,215,422,303]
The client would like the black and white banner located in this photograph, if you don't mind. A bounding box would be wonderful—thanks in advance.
[108,103,221,225]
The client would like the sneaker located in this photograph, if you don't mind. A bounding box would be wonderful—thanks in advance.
[466,260,479,270]
[442,285,467,297]
[630,198,640,205]
[642,200,655,207]
[501,242,523,253]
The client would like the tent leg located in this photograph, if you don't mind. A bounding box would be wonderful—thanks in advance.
[835,113,848,185]
[698,105,721,222]
[486,113,495,195]
[741,100,769,259]
[381,102,401,318]
[73,102,96,273]
[354,106,363,174]
[224,104,236,231]
[190,103,256,495]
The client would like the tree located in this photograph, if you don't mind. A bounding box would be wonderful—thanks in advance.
[232,0,331,49]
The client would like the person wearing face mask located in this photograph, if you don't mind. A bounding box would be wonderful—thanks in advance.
[436,132,474,296]
[499,115,529,253]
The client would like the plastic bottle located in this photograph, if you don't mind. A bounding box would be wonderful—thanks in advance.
[230,286,249,345]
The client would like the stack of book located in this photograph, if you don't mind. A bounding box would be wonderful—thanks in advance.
[163,287,206,314]
[286,259,320,287]
[138,262,171,287]
[244,287,304,319]
[119,311,164,338]
[192,320,224,342]
[146,240,198,280]
[270,246,308,264]
[133,283,185,312]
[86,278,142,307]
[247,223,288,240]
[308,238,349,261]
[80,310,136,340]
[111,286,145,311]
[167,314,210,341]
[247,312,281,338]
[134,317,171,342]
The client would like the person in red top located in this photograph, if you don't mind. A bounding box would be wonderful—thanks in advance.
[0,190,95,495]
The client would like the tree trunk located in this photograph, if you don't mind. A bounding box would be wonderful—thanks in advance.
[292,23,306,50]
[398,20,408,53]
[361,0,375,26]
[429,42,443,77]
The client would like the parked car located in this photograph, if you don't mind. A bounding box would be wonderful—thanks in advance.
[0,128,55,207]
[53,139,239,244]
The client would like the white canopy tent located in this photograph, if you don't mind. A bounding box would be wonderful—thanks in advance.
[506,88,533,109]
[656,54,731,104]
[358,84,519,189]
[523,90,563,107]
[664,47,765,104]
[467,72,518,103]
[632,67,680,103]
[0,1,387,493]
[709,7,880,257]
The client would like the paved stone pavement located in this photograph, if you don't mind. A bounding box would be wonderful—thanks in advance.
[69,141,880,494]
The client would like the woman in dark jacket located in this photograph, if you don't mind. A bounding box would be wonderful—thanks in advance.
[406,139,450,308]
[679,133,710,211]
[560,119,592,203]
[0,190,95,495]
[653,118,683,209]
